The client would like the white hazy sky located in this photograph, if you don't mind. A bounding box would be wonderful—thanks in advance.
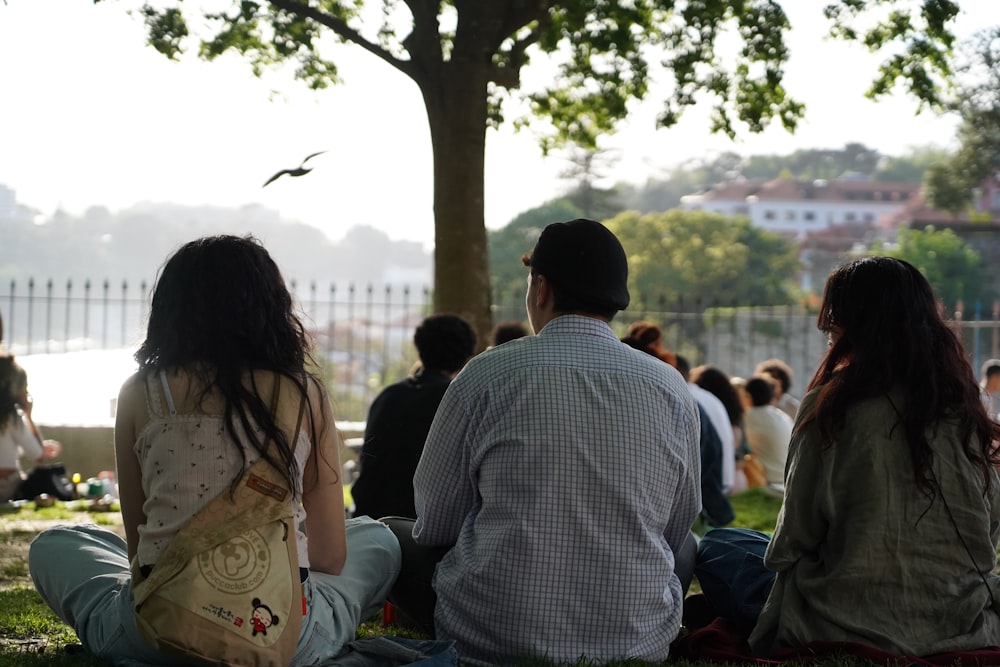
[0,1,994,247]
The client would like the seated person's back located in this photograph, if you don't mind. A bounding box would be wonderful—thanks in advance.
[755,388,1000,654]
[411,220,702,665]
[352,314,476,519]
[743,375,792,487]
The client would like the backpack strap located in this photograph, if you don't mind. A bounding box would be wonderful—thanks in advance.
[158,370,177,416]
[133,456,294,603]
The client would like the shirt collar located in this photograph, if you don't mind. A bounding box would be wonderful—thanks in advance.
[537,314,618,341]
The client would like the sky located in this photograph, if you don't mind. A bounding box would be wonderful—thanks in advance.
[0,1,994,248]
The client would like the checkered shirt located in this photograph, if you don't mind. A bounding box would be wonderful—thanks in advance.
[413,315,701,665]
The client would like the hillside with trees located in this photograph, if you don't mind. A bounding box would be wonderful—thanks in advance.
[612,144,947,216]
[4,140,988,316]
[0,200,431,290]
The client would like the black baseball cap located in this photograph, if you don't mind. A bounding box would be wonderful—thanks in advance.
[525,218,630,312]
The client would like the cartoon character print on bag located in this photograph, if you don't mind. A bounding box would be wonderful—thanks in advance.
[250,598,279,636]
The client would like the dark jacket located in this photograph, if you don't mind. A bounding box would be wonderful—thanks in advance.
[351,369,451,519]
[698,405,734,527]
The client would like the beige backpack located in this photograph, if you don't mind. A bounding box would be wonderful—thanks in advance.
[132,399,305,667]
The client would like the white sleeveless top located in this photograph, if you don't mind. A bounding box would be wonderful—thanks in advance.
[135,371,310,568]
[0,412,42,469]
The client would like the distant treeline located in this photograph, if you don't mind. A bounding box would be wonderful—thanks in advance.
[1,143,942,297]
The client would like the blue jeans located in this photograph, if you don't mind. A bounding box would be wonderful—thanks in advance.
[694,527,775,632]
[29,517,401,667]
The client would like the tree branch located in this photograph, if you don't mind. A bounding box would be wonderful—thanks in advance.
[505,28,541,67]
[401,0,444,77]
[267,0,418,79]
[487,1,552,88]
[499,0,552,38]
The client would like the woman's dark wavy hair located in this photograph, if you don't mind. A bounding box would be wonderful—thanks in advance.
[0,355,27,432]
[691,365,745,427]
[807,256,1000,497]
[135,235,317,496]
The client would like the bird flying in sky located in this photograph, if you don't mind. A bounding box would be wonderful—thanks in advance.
[262,151,327,187]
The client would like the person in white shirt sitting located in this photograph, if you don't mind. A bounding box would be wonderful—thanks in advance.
[743,374,793,495]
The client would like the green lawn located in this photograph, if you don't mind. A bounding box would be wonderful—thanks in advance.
[720,488,783,535]
[0,490,795,666]
[0,502,121,666]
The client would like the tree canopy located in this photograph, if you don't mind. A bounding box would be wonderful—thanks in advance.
[604,209,800,308]
[105,0,964,341]
[924,28,1000,213]
[871,225,985,306]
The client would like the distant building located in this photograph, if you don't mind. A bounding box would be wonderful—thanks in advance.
[878,172,1000,233]
[796,221,877,294]
[680,173,1000,298]
[680,176,920,237]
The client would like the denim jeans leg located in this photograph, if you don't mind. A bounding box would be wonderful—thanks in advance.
[28,524,184,666]
[292,516,402,667]
[694,527,775,632]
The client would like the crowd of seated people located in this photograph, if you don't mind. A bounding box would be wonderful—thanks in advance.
[25,226,1000,666]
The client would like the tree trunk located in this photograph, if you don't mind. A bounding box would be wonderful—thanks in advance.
[421,64,496,348]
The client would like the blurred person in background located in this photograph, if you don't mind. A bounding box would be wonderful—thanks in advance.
[981,359,1000,423]
[0,355,61,502]
[488,320,530,348]
[352,313,477,520]
[742,374,792,494]
[756,358,800,421]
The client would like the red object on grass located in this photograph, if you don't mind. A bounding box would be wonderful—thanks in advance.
[382,601,396,627]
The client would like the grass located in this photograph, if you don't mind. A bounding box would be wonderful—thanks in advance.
[0,489,853,667]
[0,501,122,666]
[0,587,103,667]
[723,489,783,534]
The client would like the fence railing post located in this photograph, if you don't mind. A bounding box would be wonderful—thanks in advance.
[347,283,356,399]
[64,280,73,353]
[83,279,91,350]
[27,278,35,355]
[45,279,53,354]
[6,280,14,349]
[102,279,110,350]
[993,301,1000,360]
[328,283,336,362]
[383,285,391,381]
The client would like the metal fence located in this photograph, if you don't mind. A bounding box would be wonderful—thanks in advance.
[2,278,151,354]
[3,278,999,421]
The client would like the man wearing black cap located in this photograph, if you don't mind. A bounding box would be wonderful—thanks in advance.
[386,219,701,665]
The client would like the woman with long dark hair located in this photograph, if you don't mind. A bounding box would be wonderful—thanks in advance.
[0,355,61,501]
[29,235,400,666]
[691,365,745,442]
[696,256,1000,656]
[691,364,771,493]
